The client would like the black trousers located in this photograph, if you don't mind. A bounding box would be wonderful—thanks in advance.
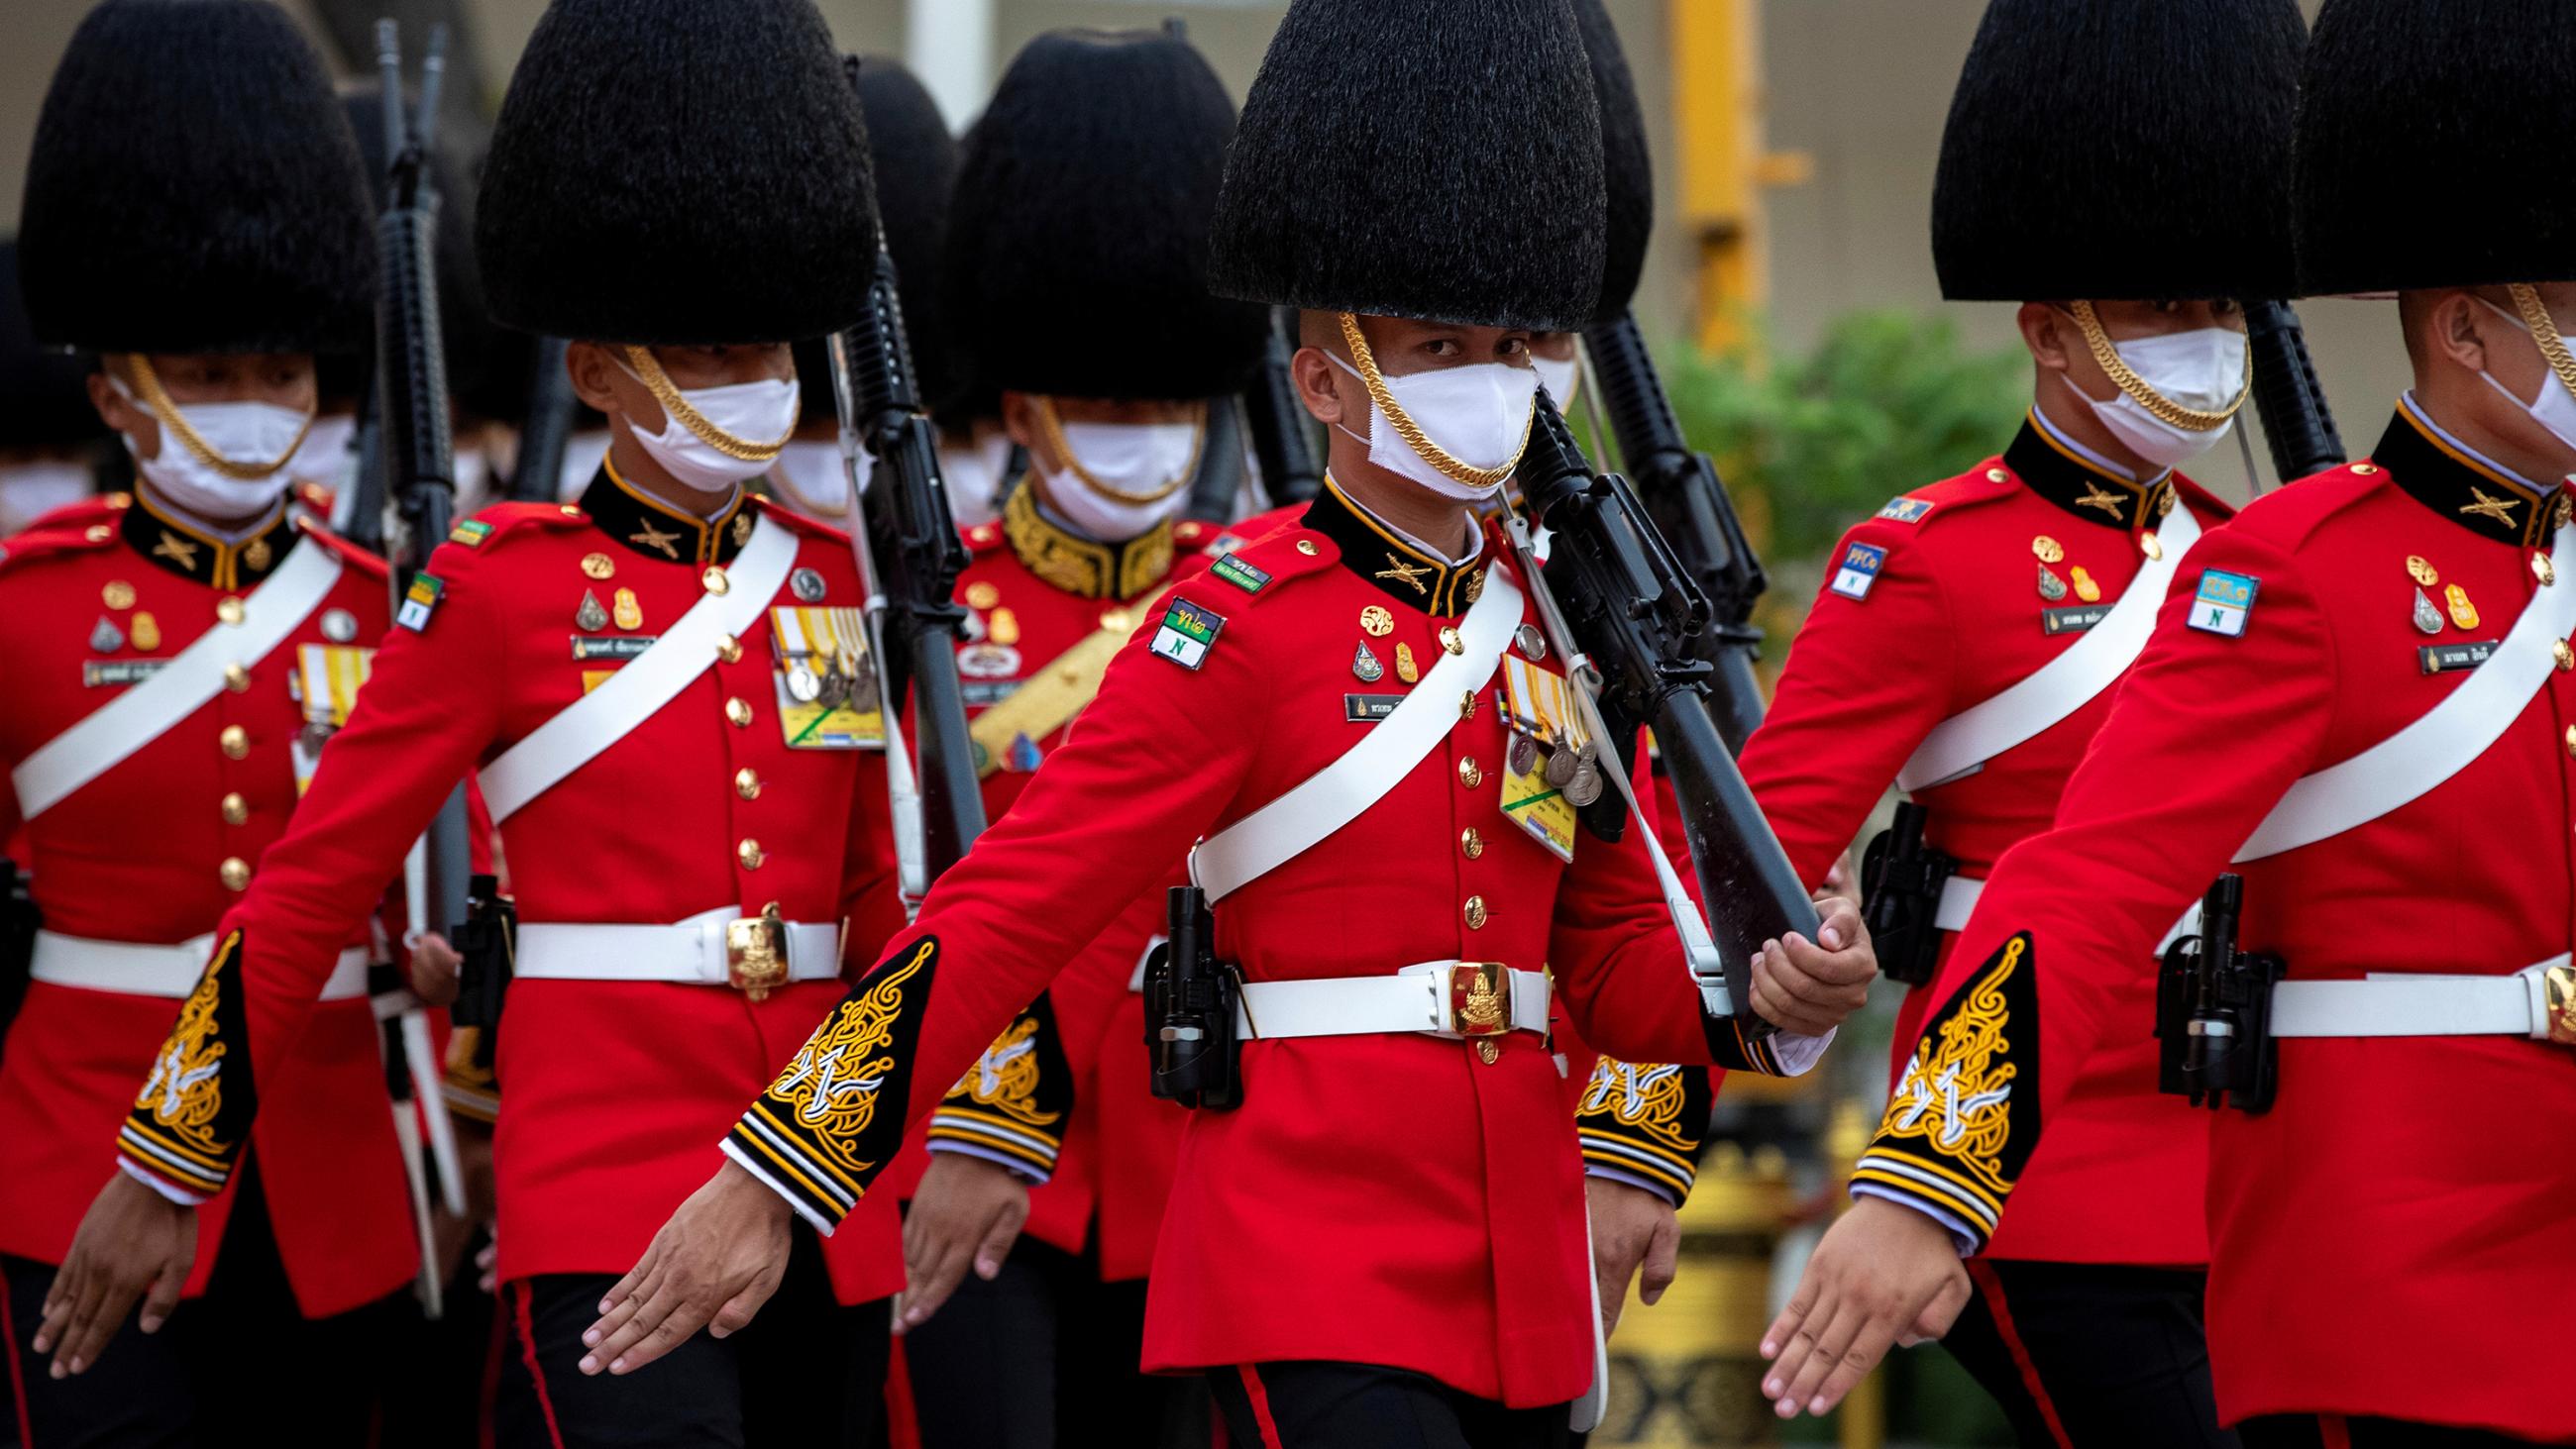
[1940,1260,2235,1449]
[1207,1361,1569,1449]
[2239,1415,2544,1448]
[493,1226,887,1449]
[3,1166,404,1448]
[903,1237,1207,1449]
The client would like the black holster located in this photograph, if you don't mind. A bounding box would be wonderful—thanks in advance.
[0,859,38,1047]
[1861,801,1958,987]
[450,874,514,1074]
[2155,873,2285,1114]
[1145,885,1241,1111]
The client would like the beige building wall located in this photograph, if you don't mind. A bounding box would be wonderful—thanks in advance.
[0,0,2415,468]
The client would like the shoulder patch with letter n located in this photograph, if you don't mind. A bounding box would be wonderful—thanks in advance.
[1831,542,1887,601]
[1150,598,1226,670]
[2189,569,2259,637]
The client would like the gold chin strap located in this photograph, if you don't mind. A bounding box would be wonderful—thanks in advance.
[2506,282,2576,407]
[123,355,313,481]
[2067,300,2250,433]
[1338,312,1534,489]
[1028,395,1202,505]
[621,345,797,462]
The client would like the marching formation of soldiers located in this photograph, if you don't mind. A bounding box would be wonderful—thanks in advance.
[0,0,2567,1446]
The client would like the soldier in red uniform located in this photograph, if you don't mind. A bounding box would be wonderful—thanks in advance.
[0,3,416,1443]
[29,0,921,1444]
[1718,3,2310,1442]
[1766,4,2576,1444]
[879,30,1268,1449]
[585,3,1876,1446]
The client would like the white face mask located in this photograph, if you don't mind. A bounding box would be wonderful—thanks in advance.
[1531,352,1580,413]
[771,439,855,517]
[286,413,358,488]
[110,376,310,522]
[939,432,1014,530]
[1035,418,1202,542]
[1327,350,1539,501]
[0,461,92,534]
[616,357,802,492]
[2059,319,2248,472]
[2473,295,2576,456]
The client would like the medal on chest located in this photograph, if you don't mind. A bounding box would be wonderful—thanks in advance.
[771,606,883,749]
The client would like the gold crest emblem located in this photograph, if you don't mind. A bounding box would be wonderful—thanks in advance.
[135,948,234,1158]
[947,1015,1065,1128]
[762,942,932,1175]
[1878,937,2025,1207]
[1579,1059,1691,1150]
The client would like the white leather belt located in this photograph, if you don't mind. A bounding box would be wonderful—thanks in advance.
[31,930,367,1000]
[1233,962,1552,1041]
[2269,955,2575,1039]
[1934,876,2201,954]
[513,906,839,988]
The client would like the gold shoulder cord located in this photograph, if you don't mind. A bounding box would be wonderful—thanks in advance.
[2067,300,2250,433]
[2507,282,2576,406]
[621,345,797,463]
[1337,311,1534,490]
[1028,395,1201,505]
[124,355,313,481]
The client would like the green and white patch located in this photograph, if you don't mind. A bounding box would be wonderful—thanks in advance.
[1150,598,1227,670]
[1210,554,1272,594]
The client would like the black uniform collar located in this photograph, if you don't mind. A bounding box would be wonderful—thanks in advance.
[121,488,300,590]
[2001,413,2176,533]
[1302,476,1489,615]
[1001,480,1174,600]
[2372,402,2562,548]
[582,455,754,566]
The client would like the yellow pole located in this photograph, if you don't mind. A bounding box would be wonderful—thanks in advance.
[1667,0,1812,356]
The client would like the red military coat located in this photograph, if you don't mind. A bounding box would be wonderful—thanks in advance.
[0,492,415,1316]
[1855,401,2576,1438]
[733,481,1792,1407]
[1738,415,2227,1265]
[112,464,909,1305]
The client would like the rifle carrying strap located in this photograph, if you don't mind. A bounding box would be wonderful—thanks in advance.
[480,515,798,824]
[13,535,343,820]
[2236,518,2576,861]
[967,601,1157,777]
[1189,562,1524,901]
[1895,499,2204,791]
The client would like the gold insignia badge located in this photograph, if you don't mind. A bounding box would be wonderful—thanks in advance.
[2030,535,2064,566]
[103,579,136,610]
[946,1015,1065,1128]
[630,519,683,559]
[612,588,643,631]
[2445,583,2480,631]
[2070,566,2101,604]
[733,512,755,546]
[965,580,1002,610]
[1359,605,1395,638]
[989,607,1022,647]
[132,612,161,652]
[2546,962,2576,1047]
[242,536,271,572]
[725,904,790,1001]
[1374,554,1434,595]
[135,947,235,1158]
[1454,965,1506,1065]
[1578,1060,1692,1150]
[2406,555,2439,587]
[2074,482,2127,518]
[1463,569,1486,603]
[582,552,616,580]
[764,942,934,1174]
[1878,937,2025,1206]
[1395,642,1421,684]
[154,531,200,570]
[2460,486,2522,527]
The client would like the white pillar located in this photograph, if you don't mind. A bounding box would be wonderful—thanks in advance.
[905,0,996,132]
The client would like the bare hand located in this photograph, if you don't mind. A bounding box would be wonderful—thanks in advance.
[1749,896,1876,1036]
[409,931,464,1008]
[34,1172,198,1377]
[581,1160,791,1376]
[1585,1178,1679,1337]
[897,1153,1028,1334]
[1760,1196,1971,1418]
[1815,858,1851,903]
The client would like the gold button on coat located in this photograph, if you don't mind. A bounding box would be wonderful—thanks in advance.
[2557,639,2576,672]
[735,769,763,800]
[2537,554,2558,587]
[1463,895,1488,930]
[1458,758,1483,790]
[703,567,731,595]
[1460,828,1484,860]
[219,725,250,760]
[726,697,754,728]
[1439,626,1464,656]
[2565,726,2576,759]
[223,664,251,693]
[2140,533,2164,562]
[217,597,246,626]
[220,858,252,891]
[738,839,766,870]
[221,792,249,826]
[716,634,743,665]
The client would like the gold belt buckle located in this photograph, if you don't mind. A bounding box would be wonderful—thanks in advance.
[1449,962,1512,1065]
[727,903,790,1001]
[2545,963,2576,1047]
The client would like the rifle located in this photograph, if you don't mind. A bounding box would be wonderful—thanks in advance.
[2243,299,2343,489]
[0,859,37,1052]
[1183,394,1248,525]
[1242,308,1323,509]
[1581,311,1769,753]
[1514,394,1816,1031]
[2156,873,2285,1114]
[372,21,474,945]
[510,336,576,501]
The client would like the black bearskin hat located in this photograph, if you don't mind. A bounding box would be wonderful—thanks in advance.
[1931,0,2305,302]
[0,242,104,452]
[853,57,963,419]
[1574,0,1654,326]
[943,31,1262,402]
[476,0,879,346]
[18,0,376,356]
[1209,0,1605,332]
[2297,0,2576,294]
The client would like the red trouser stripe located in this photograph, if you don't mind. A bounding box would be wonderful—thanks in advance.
[1967,1260,2074,1449]
[1,1261,34,1449]
[1236,1365,1286,1449]
[510,1282,569,1449]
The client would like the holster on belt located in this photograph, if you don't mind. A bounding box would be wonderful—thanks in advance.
[1861,801,1957,987]
[1145,884,1241,1111]
[0,859,37,1048]
[2155,873,2285,1114]
[450,874,515,1076]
